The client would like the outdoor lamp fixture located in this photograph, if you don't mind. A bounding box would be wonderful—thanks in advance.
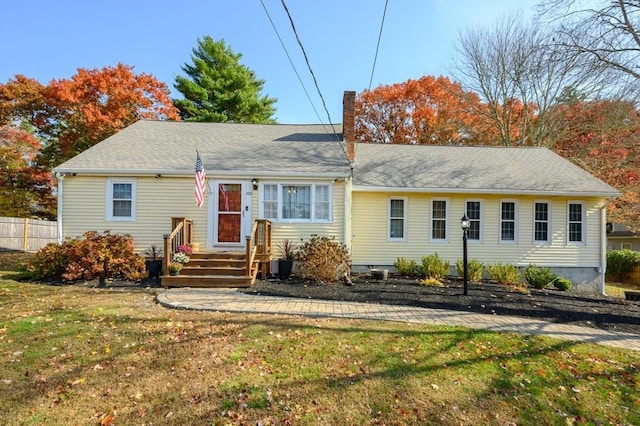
[251,178,259,190]
[461,214,470,296]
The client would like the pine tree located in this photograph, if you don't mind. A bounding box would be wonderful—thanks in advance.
[173,36,277,123]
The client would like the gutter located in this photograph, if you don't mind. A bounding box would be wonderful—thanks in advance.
[53,168,350,179]
[351,185,620,198]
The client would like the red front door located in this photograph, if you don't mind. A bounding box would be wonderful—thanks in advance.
[215,183,243,244]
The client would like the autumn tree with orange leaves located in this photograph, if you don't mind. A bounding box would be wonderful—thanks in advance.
[553,100,640,232]
[0,125,56,219]
[0,64,180,218]
[355,76,492,145]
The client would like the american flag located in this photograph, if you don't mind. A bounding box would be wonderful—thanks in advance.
[195,153,207,207]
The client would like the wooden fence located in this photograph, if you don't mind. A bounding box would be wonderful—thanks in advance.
[0,217,58,252]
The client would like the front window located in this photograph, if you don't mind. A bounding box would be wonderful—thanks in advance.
[568,202,584,243]
[283,185,311,219]
[534,202,550,243]
[263,184,278,219]
[500,200,517,242]
[389,198,406,240]
[466,200,481,241]
[260,183,332,222]
[106,178,136,221]
[431,199,448,241]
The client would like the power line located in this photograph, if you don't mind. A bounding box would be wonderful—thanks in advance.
[259,0,326,127]
[368,0,388,90]
[280,0,341,139]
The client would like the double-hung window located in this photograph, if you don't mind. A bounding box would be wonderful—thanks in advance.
[465,200,482,241]
[568,202,584,244]
[260,183,332,222]
[534,201,550,243]
[389,197,406,240]
[106,178,136,221]
[431,199,448,241]
[500,200,517,242]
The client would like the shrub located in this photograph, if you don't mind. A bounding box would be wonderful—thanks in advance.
[394,257,416,276]
[523,264,557,289]
[606,250,640,282]
[455,258,484,282]
[296,236,350,283]
[27,230,146,286]
[553,277,573,291]
[417,253,450,280]
[487,262,521,285]
[420,277,443,287]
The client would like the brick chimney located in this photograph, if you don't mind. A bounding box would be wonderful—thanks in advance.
[342,90,356,163]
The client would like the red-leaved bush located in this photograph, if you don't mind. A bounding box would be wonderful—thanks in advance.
[27,230,146,286]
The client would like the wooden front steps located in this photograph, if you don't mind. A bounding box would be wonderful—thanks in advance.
[161,251,259,288]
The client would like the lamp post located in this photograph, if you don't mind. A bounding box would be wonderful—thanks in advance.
[461,214,470,296]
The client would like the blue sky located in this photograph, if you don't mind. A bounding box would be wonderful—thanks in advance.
[0,0,535,124]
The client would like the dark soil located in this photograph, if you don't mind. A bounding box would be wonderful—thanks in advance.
[240,274,640,336]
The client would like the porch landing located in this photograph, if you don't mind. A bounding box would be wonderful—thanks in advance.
[161,251,266,288]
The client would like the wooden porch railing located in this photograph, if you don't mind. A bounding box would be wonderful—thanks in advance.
[163,218,193,276]
[246,219,272,277]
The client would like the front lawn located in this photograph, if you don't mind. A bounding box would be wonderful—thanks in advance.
[0,275,638,425]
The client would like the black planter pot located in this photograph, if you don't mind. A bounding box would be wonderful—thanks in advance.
[278,259,293,280]
[145,259,163,279]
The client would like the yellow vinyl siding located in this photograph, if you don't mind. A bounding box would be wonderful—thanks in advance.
[61,176,209,253]
[351,191,605,267]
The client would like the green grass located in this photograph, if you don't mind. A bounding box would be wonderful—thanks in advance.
[606,280,640,298]
[0,273,638,425]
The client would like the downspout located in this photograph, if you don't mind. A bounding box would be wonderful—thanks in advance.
[343,174,350,253]
[56,173,64,245]
[600,204,607,296]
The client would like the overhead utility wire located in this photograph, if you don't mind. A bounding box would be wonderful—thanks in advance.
[368,0,388,90]
[259,0,326,128]
[280,0,344,149]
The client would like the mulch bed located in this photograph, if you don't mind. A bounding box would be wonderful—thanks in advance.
[240,275,640,336]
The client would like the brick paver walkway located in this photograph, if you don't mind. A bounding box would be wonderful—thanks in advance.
[156,288,640,351]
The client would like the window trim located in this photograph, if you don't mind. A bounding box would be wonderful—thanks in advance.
[567,201,585,245]
[465,199,483,243]
[258,182,333,223]
[533,200,551,244]
[106,178,136,221]
[499,199,518,244]
[388,196,407,242]
[430,197,449,242]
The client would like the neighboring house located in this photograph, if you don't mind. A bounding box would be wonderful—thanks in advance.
[607,223,640,251]
[54,92,620,293]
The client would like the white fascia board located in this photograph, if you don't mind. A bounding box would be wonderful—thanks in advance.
[351,185,620,198]
[53,168,350,180]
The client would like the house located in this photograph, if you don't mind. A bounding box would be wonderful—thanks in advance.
[53,91,620,293]
[607,223,640,251]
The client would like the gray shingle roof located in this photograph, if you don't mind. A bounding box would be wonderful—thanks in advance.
[55,120,351,177]
[55,120,619,197]
[352,143,619,197]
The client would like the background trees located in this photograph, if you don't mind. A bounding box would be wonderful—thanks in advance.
[0,64,179,219]
[354,76,490,145]
[453,13,605,148]
[0,125,55,219]
[173,36,277,123]
[540,0,639,83]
